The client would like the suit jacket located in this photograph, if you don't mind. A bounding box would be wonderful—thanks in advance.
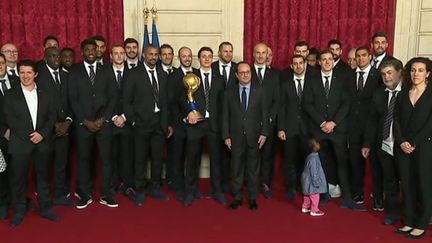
[37,65,71,122]
[211,61,238,89]
[251,65,280,126]
[347,67,382,144]
[303,72,351,139]
[375,54,396,70]
[277,69,312,137]
[0,75,19,137]
[122,64,170,135]
[4,85,56,154]
[394,84,432,147]
[68,62,117,124]
[222,84,269,147]
[333,59,352,81]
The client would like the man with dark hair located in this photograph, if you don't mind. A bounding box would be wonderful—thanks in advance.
[347,46,383,208]
[0,53,19,219]
[223,61,269,210]
[37,36,61,70]
[328,39,351,80]
[92,35,110,67]
[5,60,58,227]
[183,46,225,207]
[123,44,173,206]
[252,43,280,199]
[60,48,76,72]
[303,49,365,211]
[124,38,140,69]
[306,48,320,68]
[69,38,118,209]
[294,41,319,76]
[278,55,312,200]
[362,58,403,225]
[37,47,74,206]
[158,44,176,75]
[371,32,395,70]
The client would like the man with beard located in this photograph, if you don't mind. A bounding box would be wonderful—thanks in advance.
[158,44,176,76]
[371,32,395,70]
[328,39,351,81]
[294,41,319,77]
[37,47,74,206]
[92,35,110,67]
[60,48,76,72]
[167,47,198,199]
[124,38,141,70]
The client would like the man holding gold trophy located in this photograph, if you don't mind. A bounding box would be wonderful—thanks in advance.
[182,47,225,207]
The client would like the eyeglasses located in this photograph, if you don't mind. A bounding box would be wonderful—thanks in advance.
[238,71,251,76]
[2,50,18,55]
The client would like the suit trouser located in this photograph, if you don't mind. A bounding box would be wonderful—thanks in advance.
[396,142,432,230]
[10,148,51,213]
[283,134,308,191]
[349,143,368,197]
[0,139,10,207]
[185,121,222,196]
[260,123,276,186]
[319,136,352,200]
[231,135,260,200]
[111,124,133,189]
[168,126,186,191]
[76,124,112,198]
[377,148,400,216]
[221,145,231,191]
[53,135,70,198]
[134,123,165,195]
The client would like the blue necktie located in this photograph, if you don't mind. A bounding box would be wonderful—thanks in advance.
[241,87,247,111]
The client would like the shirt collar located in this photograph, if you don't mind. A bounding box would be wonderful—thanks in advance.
[144,62,156,72]
[321,70,333,78]
[239,83,251,89]
[385,81,402,92]
[21,83,37,92]
[219,61,231,68]
[112,65,124,73]
[374,53,387,62]
[46,64,59,74]
[356,64,372,73]
[181,66,192,74]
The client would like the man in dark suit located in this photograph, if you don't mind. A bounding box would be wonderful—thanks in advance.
[183,47,225,207]
[362,59,403,225]
[0,53,19,219]
[124,38,140,70]
[37,47,74,206]
[251,43,280,199]
[223,61,269,210]
[371,32,396,70]
[36,36,60,70]
[328,39,351,81]
[5,60,58,227]
[0,43,19,77]
[303,49,365,211]
[123,44,173,206]
[294,41,320,77]
[347,46,383,207]
[60,47,76,73]
[278,55,311,200]
[158,43,176,76]
[92,35,110,68]
[105,45,134,200]
[68,38,117,209]
[211,41,237,192]
[167,46,197,199]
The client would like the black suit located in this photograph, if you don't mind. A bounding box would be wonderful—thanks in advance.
[278,69,311,192]
[123,64,169,195]
[222,84,269,200]
[4,85,55,213]
[374,53,396,70]
[183,70,224,196]
[68,62,117,198]
[394,85,432,230]
[347,67,382,198]
[333,59,351,81]
[303,72,352,199]
[37,65,72,198]
[211,61,238,89]
[251,65,280,188]
[0,75,19,208]
[364,85,402,216]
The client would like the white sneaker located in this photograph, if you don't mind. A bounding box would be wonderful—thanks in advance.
[330,184,341,198]
[301,208,311,213]
[310,211,325,216]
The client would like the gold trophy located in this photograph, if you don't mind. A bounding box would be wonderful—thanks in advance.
[183,73,204,123]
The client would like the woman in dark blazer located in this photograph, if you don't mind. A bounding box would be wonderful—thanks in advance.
[394,57,432,239]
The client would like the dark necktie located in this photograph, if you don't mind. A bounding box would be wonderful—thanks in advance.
[373,58,379,69]
[116,70,122,87]
[324,76,330,98]
[0,79,7,95]
[167,68,172,75]
[257,67,263,84]
[149,70,159,108]
[53,71,61,86]
[89,65,95,85]
[241,87,247,111]
[97,61,103,69]
[130,63,136,69]
[383,91,397,139]
[222,65,228,85]
[204,73,210,112]
[296,79,303,100]
[357,71,364,92]
[10,69,17,77]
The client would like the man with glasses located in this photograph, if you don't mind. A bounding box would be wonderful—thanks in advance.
[0,43,19,77]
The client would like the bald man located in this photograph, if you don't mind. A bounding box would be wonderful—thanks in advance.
[0,43,19,77]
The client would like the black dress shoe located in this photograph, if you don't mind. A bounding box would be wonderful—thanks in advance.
[407,230,426,239]
[41,209,60,222]
[10,213,25,227]
[229,200,242,210]
[394,228,413,235]
[384,214,400,225]
[249,200,258,211]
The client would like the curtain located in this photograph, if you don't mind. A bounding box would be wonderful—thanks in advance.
[0,0,124,61]
[244,0,396,68]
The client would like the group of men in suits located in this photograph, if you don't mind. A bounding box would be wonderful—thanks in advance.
[0,30,407,226]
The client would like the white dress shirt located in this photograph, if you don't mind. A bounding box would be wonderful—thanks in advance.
[200,69,212,118]
[83,61,97,77]
[219,61,232,79]
[144,63,160,112]
[381,82,402,156]
[0,75,12,95]
[21,83,38,130]
[356,64,372,88]
[293,74,305,94]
